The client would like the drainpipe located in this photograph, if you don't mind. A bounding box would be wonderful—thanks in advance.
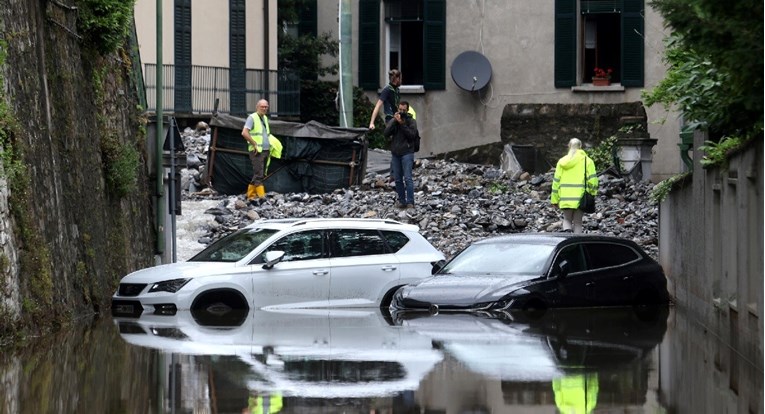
[156,0,165,257]
[338,0,353,127]
[263,0,270,102]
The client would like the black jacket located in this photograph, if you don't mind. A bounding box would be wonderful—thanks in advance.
[383,115,418,156]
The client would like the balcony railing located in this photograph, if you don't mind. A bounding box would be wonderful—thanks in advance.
[143,64,300,117]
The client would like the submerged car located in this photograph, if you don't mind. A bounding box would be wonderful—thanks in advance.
[112,218,445,318]
[389,233,670,314]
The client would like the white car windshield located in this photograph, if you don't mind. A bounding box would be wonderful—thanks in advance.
[188,228,279,262]
[440,242,555,275]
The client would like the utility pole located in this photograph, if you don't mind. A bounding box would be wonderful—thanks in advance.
[155,0,165,258]
[338,0,353,127]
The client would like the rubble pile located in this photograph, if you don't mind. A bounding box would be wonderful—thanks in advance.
[177,127,659,259]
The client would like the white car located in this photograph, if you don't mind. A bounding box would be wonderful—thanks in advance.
[111,218,445,317]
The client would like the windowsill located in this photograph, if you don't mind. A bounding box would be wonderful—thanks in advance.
[572,83,625,92]
[399,85,425,94]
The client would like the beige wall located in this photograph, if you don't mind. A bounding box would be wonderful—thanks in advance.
[134,0,277,70]
[316,0,683,181]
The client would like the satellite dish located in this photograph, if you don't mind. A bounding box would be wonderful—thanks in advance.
[451,51,492,92]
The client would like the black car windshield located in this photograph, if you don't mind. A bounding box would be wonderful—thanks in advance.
[439,242,555,275]
[188,228,279,262]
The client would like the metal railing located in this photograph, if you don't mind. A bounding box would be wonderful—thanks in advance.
[143,64,300,117]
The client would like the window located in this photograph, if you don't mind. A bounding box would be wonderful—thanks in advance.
[358,0,445,90]
[555,0,644,87]
[553,244,587,275]
[264,231,325,262]
[381,230,410,252]
[189,228,278,262]
[331,229,388,258]
[583,242,640,269]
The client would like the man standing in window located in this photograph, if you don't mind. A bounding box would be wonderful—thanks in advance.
[384,101,418,208]
[241,99,283,200]
[368,69,401,130]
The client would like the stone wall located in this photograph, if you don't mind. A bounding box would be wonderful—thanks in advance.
[440,102,648,170]
[659,132,763,375]
[0,0,155,332]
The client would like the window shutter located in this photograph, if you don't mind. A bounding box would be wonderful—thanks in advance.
[230,0,246,115]
[174,0,192,112]
[423,0,446,90]
[358,0,380,90]
[554,0,577,88]
[621,0,644,87]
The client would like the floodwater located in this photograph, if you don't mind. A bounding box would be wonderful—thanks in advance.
[0,305,761,413]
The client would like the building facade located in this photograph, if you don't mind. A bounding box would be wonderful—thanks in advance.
[133,0,298,117]
[317,0,683,181]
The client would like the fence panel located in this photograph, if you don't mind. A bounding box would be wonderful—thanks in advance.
[143,64,299,117]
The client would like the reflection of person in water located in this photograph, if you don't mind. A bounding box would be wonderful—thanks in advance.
[243,392,283,414]
[552,373,598,414]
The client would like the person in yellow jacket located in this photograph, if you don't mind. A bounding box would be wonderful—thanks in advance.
[550,138,598,233]
[552,373,599,414]
[245,392,283,414]
[241,99,283,200]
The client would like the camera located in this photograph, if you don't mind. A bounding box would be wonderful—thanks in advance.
[398,110,409,118]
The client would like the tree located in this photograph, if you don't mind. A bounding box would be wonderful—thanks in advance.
[645,0,763,138]
[278,0,385,147]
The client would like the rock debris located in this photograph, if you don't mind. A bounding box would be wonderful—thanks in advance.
[178,127,659,259]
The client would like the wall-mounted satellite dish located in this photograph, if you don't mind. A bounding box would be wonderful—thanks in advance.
[451,50,492,92]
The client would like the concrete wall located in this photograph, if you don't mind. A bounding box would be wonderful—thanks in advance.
[659,132,763,375]
[315,0,682,181]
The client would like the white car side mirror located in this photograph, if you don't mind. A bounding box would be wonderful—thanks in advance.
[263,250,285,269]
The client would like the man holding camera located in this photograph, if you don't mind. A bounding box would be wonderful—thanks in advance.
[384,101,418,208]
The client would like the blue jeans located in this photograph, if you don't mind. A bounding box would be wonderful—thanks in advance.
[391,152,414,205]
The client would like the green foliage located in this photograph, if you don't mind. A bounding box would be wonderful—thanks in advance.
[78,0,137,54]
[0,41,24,184]
[698,134,751,168]
[100,135,139,197]
[650,172,691,204]
[354,88,385,149]
[278,32,338,79]
[641,35,735,134]
[645,0,763,136]
[588,135,619,173]
[487,182,508,194]
[299,80,386,149]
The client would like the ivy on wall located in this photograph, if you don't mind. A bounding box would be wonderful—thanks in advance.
[77,0,137,54]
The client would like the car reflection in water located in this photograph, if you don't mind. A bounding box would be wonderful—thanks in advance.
[395,305,669,412]
[114,307,443,411]
[114,305,668,412]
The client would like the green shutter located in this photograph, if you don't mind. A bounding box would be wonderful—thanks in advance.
[174,0,192,112]
[358,0,380,90]
[423,0,446,90]
[230,0,246,115]
[554,0,577,88]
[621,0,644,87]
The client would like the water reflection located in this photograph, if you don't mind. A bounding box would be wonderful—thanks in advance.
[1,305,761,413]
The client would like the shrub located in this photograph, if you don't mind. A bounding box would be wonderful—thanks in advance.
[78,0,136,54]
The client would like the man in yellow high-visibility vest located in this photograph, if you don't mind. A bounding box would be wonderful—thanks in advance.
[241,99,283,200]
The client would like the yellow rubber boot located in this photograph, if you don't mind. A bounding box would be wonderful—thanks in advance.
[255,185,266,198]
[246,184,257,200]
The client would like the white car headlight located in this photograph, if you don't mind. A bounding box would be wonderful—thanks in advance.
[148,278,190,293]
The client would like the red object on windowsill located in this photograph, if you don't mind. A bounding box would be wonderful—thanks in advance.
[592,77,611,86]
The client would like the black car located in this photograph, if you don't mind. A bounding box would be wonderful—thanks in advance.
[389,233,670,313]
